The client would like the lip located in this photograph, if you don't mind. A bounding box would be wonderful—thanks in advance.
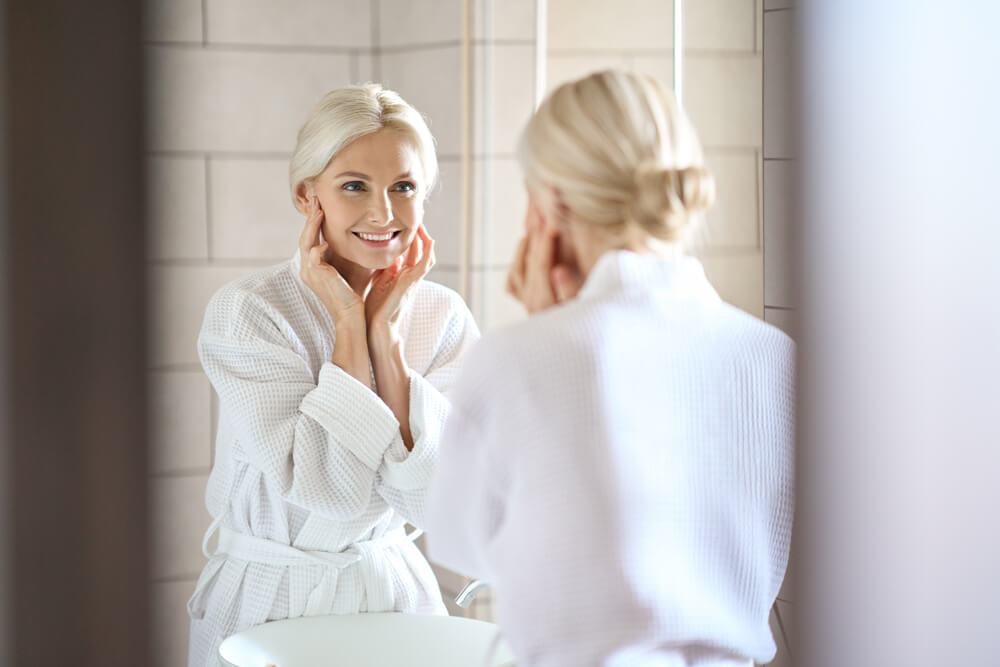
[352,230,401,248]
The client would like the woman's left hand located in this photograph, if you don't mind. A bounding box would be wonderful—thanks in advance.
[365,225,436,339]
[507,206,582,314]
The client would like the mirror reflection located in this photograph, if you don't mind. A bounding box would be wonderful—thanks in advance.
[145,1,794,665]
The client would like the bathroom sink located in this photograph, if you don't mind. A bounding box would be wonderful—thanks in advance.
[218,612,517,667]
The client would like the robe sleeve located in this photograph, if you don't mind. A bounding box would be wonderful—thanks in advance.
[374,299,481,528]
[198,286,403,521]
[424,344,508,581]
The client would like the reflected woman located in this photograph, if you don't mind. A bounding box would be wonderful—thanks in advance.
[187,84,479,666]
[427,70,795,667]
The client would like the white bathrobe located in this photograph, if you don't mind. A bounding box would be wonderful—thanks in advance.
[426,250,795,667]
[187,251,479,667]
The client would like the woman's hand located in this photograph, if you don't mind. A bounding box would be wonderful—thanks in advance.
[507,205,583,314]
[298,196,366,328]
[365,225,436,338]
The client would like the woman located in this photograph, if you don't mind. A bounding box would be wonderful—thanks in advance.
[187,84,480,667]
[426,70,795,666]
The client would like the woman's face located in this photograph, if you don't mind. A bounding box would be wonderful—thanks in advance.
[301,130,425,271]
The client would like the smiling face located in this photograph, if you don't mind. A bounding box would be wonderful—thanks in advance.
[297,129,425,272]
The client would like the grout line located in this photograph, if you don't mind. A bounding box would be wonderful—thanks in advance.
[763,156,796,162]
[764,305,796,311]
[146,40,373,55]
[204,155,213,259]
[763,7,795,13]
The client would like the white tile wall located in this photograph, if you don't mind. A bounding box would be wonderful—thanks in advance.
[151,474,213,579]
[763,9,795,158]
[629,54,674,90]
[149,265,253,367]
[151,580,197,667]
[473,158,527,266]
[145,0,203,43]
[684,54,763,148]
[147,156,208,260]
[547,0,673,51]
[146,46,353,152]
[763,160,794,308]
[546,53,632,92]
[378,0,462,48]
[209,158,300,260]
[149,370,213,474]
[685,0,756,51]
[702,150,760,250]
[426,158,463,267]
[700,251,764,317]
[379,46,463,157]
[205,0,372,48]
[356,53,377,83]
[474,44,536,156]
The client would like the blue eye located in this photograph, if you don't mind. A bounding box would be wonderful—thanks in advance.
[394,181,416,193]
[343,181,365,192]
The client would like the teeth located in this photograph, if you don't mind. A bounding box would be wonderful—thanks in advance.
[357,231,395,242]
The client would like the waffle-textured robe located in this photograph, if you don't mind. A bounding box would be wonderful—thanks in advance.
[187,251,479,667]
[426,250,795,667]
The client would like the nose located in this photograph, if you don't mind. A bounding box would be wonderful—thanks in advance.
[369,190,392,227]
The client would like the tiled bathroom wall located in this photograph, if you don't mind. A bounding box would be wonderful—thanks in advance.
[545,0,767,318]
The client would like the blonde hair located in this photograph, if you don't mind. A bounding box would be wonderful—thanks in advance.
[289,83,438,212]
[519,70,714,244]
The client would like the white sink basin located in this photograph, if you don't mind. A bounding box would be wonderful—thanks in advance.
[218,612,518,667]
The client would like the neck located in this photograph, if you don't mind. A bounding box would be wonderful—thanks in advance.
[328,251,375,295]
[570,223,682,277]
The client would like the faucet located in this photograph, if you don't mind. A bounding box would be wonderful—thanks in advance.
[454,579,489,608]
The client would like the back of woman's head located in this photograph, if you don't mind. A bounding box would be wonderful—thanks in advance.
[289,83,438,211]
[519,70,714,244]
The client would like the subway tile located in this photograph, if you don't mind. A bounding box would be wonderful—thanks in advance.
[763,160,795,307]
[472,158,527,266]
[151,474,212,580]
[210,158,301,261]
[699,251,764,318]
[144,0,202,43]
[685,0,755,51]
[147,46,352,152]
[149,265,257,366]
[426,267,463,297]
[380,46,462,157]
[764,307,796,341]
[474,44,536,156]
[149,370,213,474]
[684,54,762,148]
[356,52,376,83]
[628,54,675,90]
[475,0,536,41]
[151,579,197,667]
[700,151,760,250]
[378,0,461,48]
[147,156,208,260]
[205,0,371,48]
[763,9,795,158]
[548,0,673,51]
[470,268,526,331]
[546,53,631,92]
[426,158,463,267]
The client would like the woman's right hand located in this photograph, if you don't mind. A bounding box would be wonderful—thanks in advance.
[298,196,366,328]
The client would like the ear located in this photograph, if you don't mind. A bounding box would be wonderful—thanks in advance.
[294,181,314,212]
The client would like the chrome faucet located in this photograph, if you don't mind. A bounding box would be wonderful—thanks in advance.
[454,579,489,608]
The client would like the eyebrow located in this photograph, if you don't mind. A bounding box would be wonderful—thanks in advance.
[334,171,414,181]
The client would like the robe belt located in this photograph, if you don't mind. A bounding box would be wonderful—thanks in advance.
[198,511,423,617]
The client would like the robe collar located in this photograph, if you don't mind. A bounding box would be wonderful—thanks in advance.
[577,250,722,304]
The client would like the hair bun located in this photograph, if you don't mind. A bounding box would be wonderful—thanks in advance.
[627,160,715,239]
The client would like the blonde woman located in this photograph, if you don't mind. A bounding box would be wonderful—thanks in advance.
[187,84,480,666]
[427,71,795,666]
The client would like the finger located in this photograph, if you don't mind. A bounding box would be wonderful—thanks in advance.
[298,197,323,258]
[513,235,529,283]
[551,265,582,303]
[527,222,557,283]
[308,242,328,267]
[415,229,435,275]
